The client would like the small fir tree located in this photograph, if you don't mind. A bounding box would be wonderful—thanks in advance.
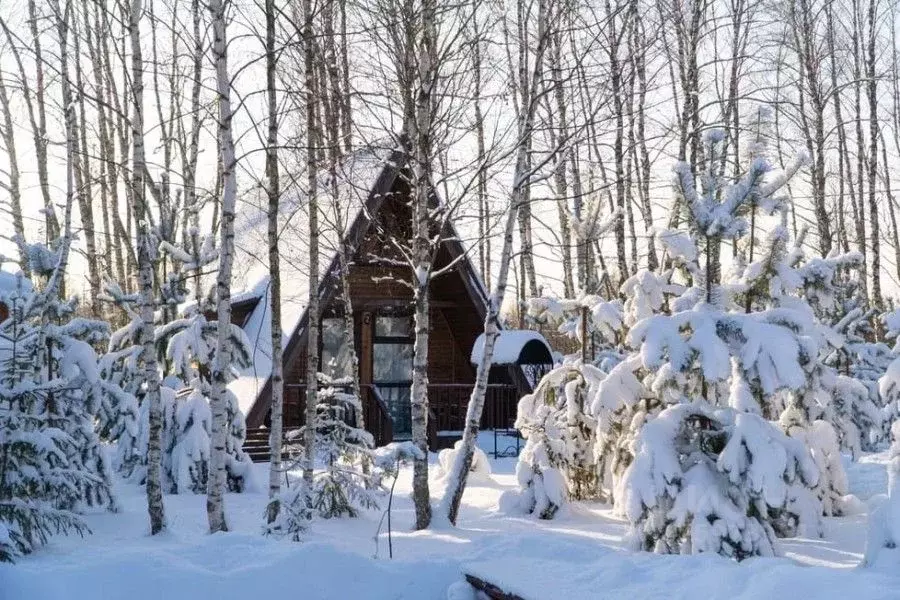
[306,373,377,518]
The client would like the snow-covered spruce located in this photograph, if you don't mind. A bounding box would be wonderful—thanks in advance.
[504,365,606,518]
[157,311,256,494]
[0,282,91,562]
[168,387,211,494]
[0,242,125,560]
[97,282,144,479]
[779,408,850,520]
[610,128,847,534]
[592,355,667,503]
[20,242,116,513]
[621,403,820,559]
[732,224,882,455]
[292,374,377,519]
[266,432,411,540]
[526,294,625,370]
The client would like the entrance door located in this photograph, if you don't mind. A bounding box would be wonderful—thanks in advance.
[372,315,414,439]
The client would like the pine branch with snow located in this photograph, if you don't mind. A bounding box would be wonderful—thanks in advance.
[621,403,820,560]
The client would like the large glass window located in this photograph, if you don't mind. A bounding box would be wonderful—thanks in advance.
[373,315,414,438]
[321,317,354,379]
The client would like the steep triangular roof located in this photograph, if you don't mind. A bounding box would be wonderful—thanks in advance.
[230,144,497,425]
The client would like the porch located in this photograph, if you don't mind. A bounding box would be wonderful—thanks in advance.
[242,382,521,462]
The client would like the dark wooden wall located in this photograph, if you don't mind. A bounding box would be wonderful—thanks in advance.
[278,188,494,387]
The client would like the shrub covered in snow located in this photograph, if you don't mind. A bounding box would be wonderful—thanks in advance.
[506,365,606,518]
[305,374,378,519]
[438,440,492,484]
[862,421,900,568]
[156,313,256,494]
[621,403,820,560]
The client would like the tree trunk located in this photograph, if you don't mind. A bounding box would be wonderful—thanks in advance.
[70,9,101,315]
[208,0,238,534]
[442,0,551,525]
[549,32,575,296]
[852,0,869,297]
[472,11,490,285]
[408,0,438,531]
[302,0,320,495]
[28,0,60,241]
[827,0,851,253]
[0,60,28,270]
[866,0,882,322]
[265,0,285,525]
[128,0,165,536]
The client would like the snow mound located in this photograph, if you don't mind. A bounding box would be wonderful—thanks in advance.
[445,581,476,600]
[437,441,492,483]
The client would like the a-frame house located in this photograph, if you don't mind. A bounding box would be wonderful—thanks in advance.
[229,142,553,458]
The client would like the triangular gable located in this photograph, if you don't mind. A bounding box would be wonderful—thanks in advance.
[240,149,502,427]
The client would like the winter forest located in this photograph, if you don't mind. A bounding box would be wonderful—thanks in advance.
[7,0,900,597]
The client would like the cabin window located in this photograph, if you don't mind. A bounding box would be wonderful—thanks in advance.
[375,315,412,338]
[373,314,414,439]
[320,317,354,379]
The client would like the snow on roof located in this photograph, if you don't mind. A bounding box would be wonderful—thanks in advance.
[470,330,553,366]
[230,277,270,306]
[228,142,396,412]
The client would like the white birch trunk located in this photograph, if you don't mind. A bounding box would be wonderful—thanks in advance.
[302,0,320,493]
[128,0,165,535]
[208,0,237,534]
[441,0,550,526]
[265,0,285,524]
[0,67,27,270]
[408,0,438,531]
[28,0,60,241]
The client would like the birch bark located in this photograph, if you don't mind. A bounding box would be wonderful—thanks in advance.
[129,0,165,535]
[208,0,239,534]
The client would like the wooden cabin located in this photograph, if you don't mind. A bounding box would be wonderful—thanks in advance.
[231,145,553,460]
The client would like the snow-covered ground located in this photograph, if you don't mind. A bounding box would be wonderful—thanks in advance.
[2,434,897,600]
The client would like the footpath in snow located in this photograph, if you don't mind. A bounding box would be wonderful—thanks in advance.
[1,439,897,600]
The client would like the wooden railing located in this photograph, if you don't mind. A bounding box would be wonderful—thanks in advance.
[428,384,519,434]
[283,383,393,447]
[281,382,519,449]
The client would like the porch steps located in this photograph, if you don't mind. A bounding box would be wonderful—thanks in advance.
[242,427,306,463]
[243,427,272,463]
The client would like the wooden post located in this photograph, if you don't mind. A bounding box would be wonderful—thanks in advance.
[360,311,373,386]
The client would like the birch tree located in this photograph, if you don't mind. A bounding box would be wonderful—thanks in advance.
[301,0,321,502]
[407,0,439,531]
[442,0,558,526]
[265,0,285,525]
[0,50,28,270]
[128,0,165,535]
[208,0,239,534]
